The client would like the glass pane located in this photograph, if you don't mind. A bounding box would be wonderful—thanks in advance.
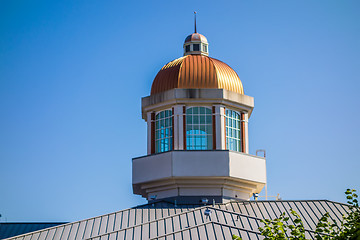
[156,120,159,129]
[205,108,212,114]
[207,136,213,149]
[186,115,192,124]
[200,115,205,124]
[187,108,192,114]
[193,44,200,51]
[193,107,198,114]
[194,115,199,123]
[206,125,212,134]
[200,107,205,114]
[206,115,212,124]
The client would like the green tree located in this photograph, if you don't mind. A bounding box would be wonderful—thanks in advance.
[232,189,360,240]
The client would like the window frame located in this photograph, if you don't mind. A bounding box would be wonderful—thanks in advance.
[155,109,173,153]
[225,109,242,152]
[185,106,213,150]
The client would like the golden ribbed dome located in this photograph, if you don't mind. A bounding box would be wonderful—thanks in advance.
[151,55,244,95]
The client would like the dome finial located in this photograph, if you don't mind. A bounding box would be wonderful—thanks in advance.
[194,11,197,33]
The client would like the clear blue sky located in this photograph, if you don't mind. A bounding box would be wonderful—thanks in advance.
[1,0,359,222]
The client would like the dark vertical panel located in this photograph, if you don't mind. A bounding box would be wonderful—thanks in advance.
[224,108,227,149]
[172,107,174,150]
[183,106,186,150]
[151,112,155,154]
[240,113,245,152]
[212,106,216,149]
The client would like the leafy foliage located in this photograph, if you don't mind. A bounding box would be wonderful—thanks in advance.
[232,189,360,240]
[315,189,360,240]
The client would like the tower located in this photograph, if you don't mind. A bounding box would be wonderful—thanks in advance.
[132,27,266,204]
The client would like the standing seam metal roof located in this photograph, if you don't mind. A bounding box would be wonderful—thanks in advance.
[3,200,351,240]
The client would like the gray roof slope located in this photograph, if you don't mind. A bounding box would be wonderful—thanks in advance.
[3,200,350,240]
[0,223,67,240]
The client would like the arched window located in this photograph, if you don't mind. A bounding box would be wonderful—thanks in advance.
[155,110,173,153]
[186,107,212,150]
[225,109,242,152]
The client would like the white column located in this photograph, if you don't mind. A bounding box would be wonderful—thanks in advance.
[214,105,226,150]
[173,105,185,150]
[147,112,152,155]
[244,113,249,154]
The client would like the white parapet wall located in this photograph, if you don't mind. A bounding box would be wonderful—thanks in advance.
[132,150,266,201]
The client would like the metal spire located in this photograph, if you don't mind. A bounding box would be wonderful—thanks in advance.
[194,11,197,33]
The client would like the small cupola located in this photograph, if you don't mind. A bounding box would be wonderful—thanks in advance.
[183,12,209,56]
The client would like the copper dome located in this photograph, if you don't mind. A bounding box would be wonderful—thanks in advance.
[151,55,244,95]
[184,33,208,44]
